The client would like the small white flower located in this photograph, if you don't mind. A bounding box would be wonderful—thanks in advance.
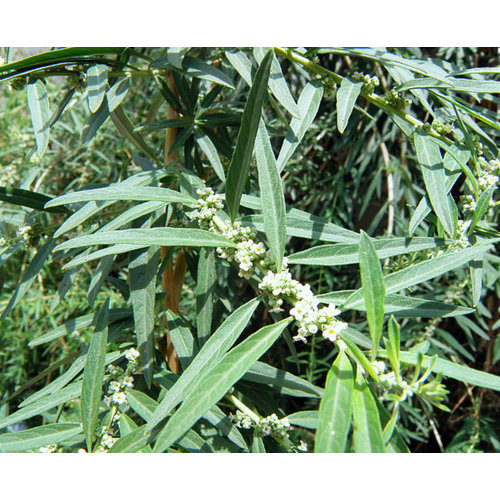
[112,391,127,405]
[108,380,121,392]
[125,348,140,361]
[297,440,308,452]
[122,375,134,388]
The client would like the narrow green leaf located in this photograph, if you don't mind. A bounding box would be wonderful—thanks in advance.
[255,119,287,270]
[342,244,492,309]
[0,423,82,452]
[277,81,324,172]
[28,309,131,347]
[287,410,319,429]
[254,47,301,118]
[63,244,145,269]
[106,77,130,112]
[2,238,56,319]
[336,77,363,134]
[196,247,216,347]
[194,128,226,181]
[243,361,323,398]
[358,231,385,355]
[166,310,196,370]
[87,64,108,113]
[87,254,114,306]
[54,227,236,253]
[130,243,160,387]
[315,349,354,452]
[0,186,70,214]
[153,317,292,452]
[27,79,51,157]
[182,56,235,89]
[287,237,445,266]
[225,49,254,86]
[146,298,259,431]
[352,372,386,453]
[414,131,456,236]
[242,212,360,244]
[81,300,109,451]
[225,50,273,221]
[0,382,82,431]
[470,259,483,307]
[387,316,401,377]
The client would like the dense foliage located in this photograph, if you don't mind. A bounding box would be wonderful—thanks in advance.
[0,47,498,453]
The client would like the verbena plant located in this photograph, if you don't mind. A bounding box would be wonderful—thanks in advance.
[0,47,498,453]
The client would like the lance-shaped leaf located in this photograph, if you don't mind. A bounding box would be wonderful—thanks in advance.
[255,119,287,271]
[336,77,363,134]
[287,237,445,266]
[45,185,195,208]
[358,231,385,356]
[54,227,236,253]
[81,300,109,451]
[0,382,82,431]
[277,80,324,172]
[166,310,196,370]
[196,247,216,347]
[414,131,456,237]
[130,244,160,387]
[0,186,70,214]
[2,238,56,319]
[146,298,259,431]
[153,317,292,452]
[27,79,51,157]
[342,244,492,309]
[315,349,354,452]
[352,372,386,453]
[0,423,83,453]
[87,64,108,113]
[225,49,272,221]
[254,47,300,118]
[181,56,235,89]
[194,128,226,181]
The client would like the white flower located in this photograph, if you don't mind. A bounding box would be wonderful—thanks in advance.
[125,348,140,361]
[77,448,87,453]
[112,391,127,405]
[122,375,134,388]
[108,380,121,392]
[297,440,308,452]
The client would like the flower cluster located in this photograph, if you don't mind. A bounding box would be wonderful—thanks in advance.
[39,444,58,453]
[189,186,224,230]
[454,220,471,249]
[17,225,36,246]
[385,89,411,108]
[352,71,380,93]
[229,410,253,430]
[215,220,271,278]
[190,185,348,343]
[257,413,290,439]
[431,120,454,136]
[259,269,347,343]
[229,411,290,439]
[103,348,139,408]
